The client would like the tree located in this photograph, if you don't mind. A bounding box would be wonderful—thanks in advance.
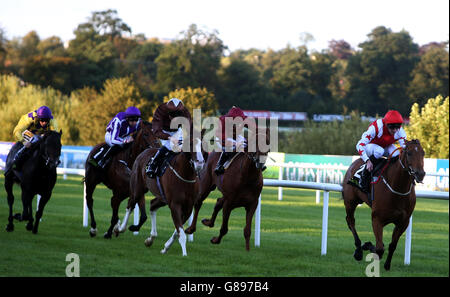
[217,58,275,112]
[155,24,225,95]
[405,95,449,158]
[345,26,419,115]
[162,87,218,118]
[407,45,449,106]
[71,76,148,145]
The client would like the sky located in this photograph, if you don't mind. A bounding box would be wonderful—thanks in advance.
[0,0,449,52]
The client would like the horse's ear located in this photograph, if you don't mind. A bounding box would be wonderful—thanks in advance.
[59,129,63,136]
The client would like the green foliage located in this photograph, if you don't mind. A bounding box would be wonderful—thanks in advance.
[405,95,449,158]
[71,76,148,145]
[280,112,370,155]
[162,87,218,118]
[407,46,449,106]
[346,26,420,115]
[0,74,76,144]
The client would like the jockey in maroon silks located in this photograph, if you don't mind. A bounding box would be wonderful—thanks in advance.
[89,106,142,169]
[145,98,192,178]
[214,106,249,175]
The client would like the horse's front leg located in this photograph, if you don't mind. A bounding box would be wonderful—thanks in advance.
[371,217,385,259]
[5,176,15,232]
[384,219,410,271]
[106,195,122,238]
[202,197,225,228]
[25,199,34,231]
[144,197,166,247]
[32,193,50,234]
[144,210,158,247]
[129,196,147,232]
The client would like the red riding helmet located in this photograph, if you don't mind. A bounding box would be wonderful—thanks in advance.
[383,110,403,124]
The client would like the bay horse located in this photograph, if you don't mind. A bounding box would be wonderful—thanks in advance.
[83,121,159,238]
[4,130,62,234]
[185,129,270,251]
[115,137,205,256]
[342,139,425,270]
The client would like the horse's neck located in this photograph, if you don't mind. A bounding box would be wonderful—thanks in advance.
[178,153,196,178]
[240,154,260,181]
[386,155,413,191]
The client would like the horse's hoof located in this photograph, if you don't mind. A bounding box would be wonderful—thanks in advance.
[89,228,97,237]
[353,248,363,261]
[362,242,374,251]
[160,248,167,254]
[14,213,22,221]
[26,223,33,231]
[129,225,139,232]
[5,224,14,232]
[103,232,112,239]
[185,226,195,234]
[210,237,220,244]
[202,219,213,228]
[384,262,391,271]
[32,229,38,234]
[144,237,155,247]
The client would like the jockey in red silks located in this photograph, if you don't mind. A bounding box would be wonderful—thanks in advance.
[214,106,248,175]
[89,106,141,169]
[353,110,407,192]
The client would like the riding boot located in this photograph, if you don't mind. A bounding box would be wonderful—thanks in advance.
[214,152,234,176]
[12,146,30,171]
[97,145,122,169]
[359,161,373,193]
[146,146,170,178]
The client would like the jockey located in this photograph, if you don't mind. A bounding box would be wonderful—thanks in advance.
[214,106,248,175]
[354,110,407,192]
[5,106,58,174]
[145,98,192,178]
[89,106,141,169]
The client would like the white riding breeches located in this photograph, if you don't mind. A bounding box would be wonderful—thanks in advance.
[364,143,400,160]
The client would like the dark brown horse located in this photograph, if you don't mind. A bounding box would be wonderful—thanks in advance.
[83,121,158,238]
[116,137,205,256]
[342,139,425,270]
[185,129,269,251]
[4,130,62,234]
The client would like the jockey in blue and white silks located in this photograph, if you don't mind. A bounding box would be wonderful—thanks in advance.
[105,109,141,146]
[89,106,142,169]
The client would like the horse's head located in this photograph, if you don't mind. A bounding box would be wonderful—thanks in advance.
[402,139,426,183]
[133,121,159,153]
[40,130,62,170]
[248,127,270,170]
[190,137,205,175]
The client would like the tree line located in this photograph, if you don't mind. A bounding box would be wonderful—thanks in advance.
[0,9,448,117]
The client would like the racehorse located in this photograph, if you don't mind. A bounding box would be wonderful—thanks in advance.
[4,130,62,234]
[83,121,159,238]
[185,128,270,251]
[342,139,425,270]
[115,136,205,256]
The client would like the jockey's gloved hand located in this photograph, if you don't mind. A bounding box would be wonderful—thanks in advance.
[22,130,34,142]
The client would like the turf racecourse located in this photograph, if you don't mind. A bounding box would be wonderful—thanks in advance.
[0,174,448,277]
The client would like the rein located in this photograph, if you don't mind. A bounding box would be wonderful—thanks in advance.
[374,147,416,196]
[167,161,197,183]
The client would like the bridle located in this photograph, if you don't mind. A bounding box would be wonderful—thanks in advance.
[40,133,62,169]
